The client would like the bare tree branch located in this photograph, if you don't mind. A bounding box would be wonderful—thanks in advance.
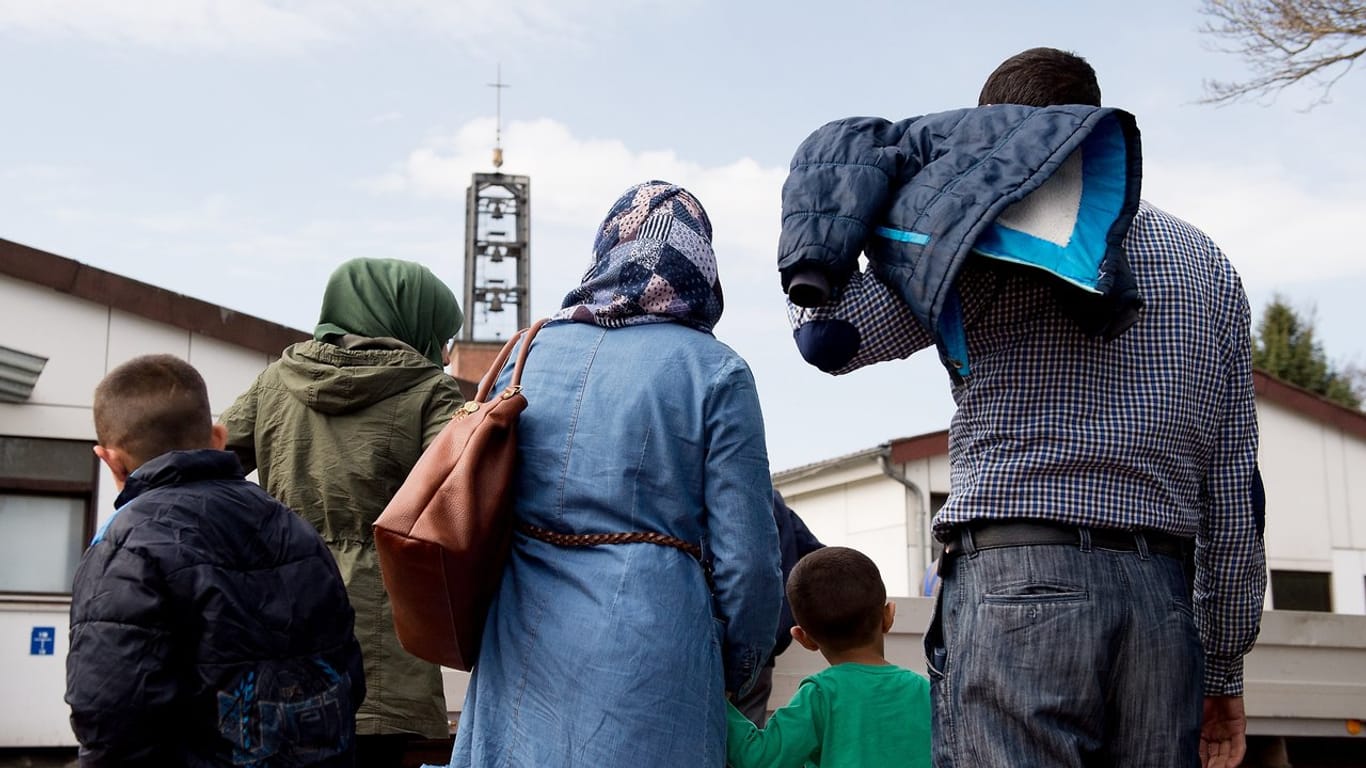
[1199,0,1366,107]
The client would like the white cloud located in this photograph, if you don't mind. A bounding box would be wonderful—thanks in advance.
[377,116,787,269]
[370,116,798,393]
[364,116,1366,467]
[0,1,334,52]
[1143,160,1366,287]
[14,119,1360,470]
[0,0,667,53]
[363,117,962,470]
[139,212,465,331]
[0,172,464,331]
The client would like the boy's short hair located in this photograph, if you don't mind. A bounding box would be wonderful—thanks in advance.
[93,354,213,464]
[786,546,887,652]
[978,47,1102,108]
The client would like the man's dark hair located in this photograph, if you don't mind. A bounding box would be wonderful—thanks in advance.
[786,546,886,652]
[978,47,1101,107]
[93,354,213,464]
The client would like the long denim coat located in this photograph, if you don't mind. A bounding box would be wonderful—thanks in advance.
[448,321,781,767]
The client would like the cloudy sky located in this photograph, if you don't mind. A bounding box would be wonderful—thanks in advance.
[3,0,1363,471]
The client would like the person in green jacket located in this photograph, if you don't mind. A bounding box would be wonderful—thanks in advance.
[221,258,465,767]
[726,547,931,768]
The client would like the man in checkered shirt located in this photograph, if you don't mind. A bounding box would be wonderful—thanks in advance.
[786,48,1265,768]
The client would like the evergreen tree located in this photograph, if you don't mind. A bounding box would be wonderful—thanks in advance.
[1253,295,1361,409]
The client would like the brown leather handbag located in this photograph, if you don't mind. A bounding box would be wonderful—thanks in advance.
[373,318,547,671]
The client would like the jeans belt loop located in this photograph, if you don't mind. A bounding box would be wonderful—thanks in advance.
[960,526,978,557]
[1135,531,1151,560]
[1078,527,1093,553]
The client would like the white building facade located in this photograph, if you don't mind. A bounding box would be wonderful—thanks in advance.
[1254,373,1366,615]
[772,432,951,598]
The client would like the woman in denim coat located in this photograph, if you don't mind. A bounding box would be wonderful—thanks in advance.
[447,181,781,767]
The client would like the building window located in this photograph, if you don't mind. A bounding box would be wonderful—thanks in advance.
[0,436,98,595]
[1269,570,1333,612]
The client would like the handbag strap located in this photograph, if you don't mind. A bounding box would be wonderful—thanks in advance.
[517,521,703,561]
[474,318,551,402]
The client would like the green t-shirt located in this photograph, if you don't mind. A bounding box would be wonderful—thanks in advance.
[726,663,931,768]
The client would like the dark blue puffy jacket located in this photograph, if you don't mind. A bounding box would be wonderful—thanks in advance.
[779,104,1143,380]
[66,450,366,767]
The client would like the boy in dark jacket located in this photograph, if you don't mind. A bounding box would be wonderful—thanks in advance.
[66,354,366,767]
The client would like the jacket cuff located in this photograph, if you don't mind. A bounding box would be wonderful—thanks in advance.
[778,243,851,293]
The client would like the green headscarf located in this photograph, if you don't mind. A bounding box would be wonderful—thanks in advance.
[313,258,463,366]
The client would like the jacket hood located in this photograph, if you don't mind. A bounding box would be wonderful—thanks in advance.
[279,339,446,415]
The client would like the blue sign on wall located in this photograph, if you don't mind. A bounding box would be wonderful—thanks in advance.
[31,626,56,656]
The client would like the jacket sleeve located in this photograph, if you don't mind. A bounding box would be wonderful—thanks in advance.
[66,539,180,766]
[703,356,781,695]
[778,116,926,292]
[220,376,262,474]
[789,254,1008,375]
[1194,262,1265,697]
[789,268,932,374]
[421,374,465,449]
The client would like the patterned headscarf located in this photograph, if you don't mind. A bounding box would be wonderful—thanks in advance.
[554,181,723,333]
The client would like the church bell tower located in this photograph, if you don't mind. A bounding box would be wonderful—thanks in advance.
[449,66,532,393]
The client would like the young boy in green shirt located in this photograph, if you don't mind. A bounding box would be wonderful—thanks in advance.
[726,546,931,767]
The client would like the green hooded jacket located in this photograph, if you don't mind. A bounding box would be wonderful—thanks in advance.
[221,337,463,738]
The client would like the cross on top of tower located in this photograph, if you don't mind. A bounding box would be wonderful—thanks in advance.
[488,64,510,169]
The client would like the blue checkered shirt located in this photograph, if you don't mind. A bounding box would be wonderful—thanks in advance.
[789,202,1265,696]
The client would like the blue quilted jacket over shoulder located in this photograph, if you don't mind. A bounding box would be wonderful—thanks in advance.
[778,104,1143,379]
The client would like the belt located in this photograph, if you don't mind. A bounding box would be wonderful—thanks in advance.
[517,521,703,560]
[517,521,715,592]
[942,521,1191,560]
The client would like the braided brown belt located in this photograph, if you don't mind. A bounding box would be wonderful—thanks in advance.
[517,521,703,561]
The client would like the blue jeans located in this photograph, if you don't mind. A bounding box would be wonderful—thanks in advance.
[925,530,1202,767]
